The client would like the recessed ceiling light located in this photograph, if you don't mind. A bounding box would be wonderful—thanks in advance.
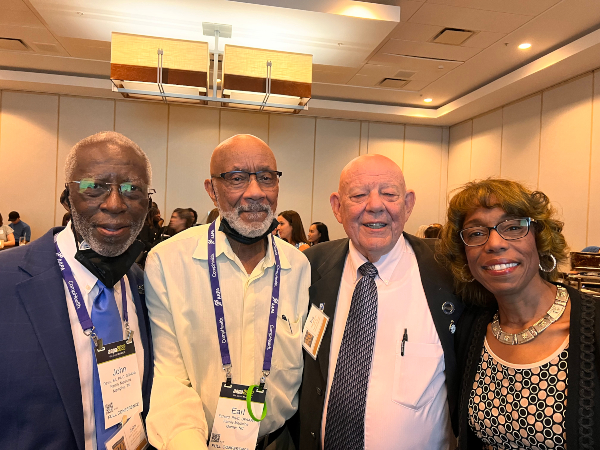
[518,43,531,50]
[424,98,433,103]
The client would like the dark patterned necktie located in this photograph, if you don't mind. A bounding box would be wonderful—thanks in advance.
[324,262,378,450]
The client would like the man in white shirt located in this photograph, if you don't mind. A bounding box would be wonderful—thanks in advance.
[0,131,154,450]
[145,134,310,450]
[296,154,463,449]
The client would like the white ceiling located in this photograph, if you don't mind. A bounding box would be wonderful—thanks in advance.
[1,0,600,125]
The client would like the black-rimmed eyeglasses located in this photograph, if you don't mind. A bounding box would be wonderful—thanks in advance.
[460,217,536,247]
[211,170,282,189]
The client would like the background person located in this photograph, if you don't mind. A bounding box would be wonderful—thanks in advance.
[0,212,15,250]
[206,207,219,224]
[277,210,310,251]
[8,211,31,245]
[167,208,194,236]
[308,221,329,246]
[424,223,443,239]
[437,178,600,449]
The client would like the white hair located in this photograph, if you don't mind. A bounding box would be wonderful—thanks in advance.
[64,131,152,185]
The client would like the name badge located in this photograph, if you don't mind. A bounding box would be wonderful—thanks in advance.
[208,383,266,450]
[104,413,149,450]
[95,340,143,428]
[302,303,329,359]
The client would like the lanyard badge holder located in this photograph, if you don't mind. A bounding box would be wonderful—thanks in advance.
[207,222,280,449]
[55,238,147,448]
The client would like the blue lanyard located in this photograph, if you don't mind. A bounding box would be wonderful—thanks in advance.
[54,237,128,345]
[207,221,282,387]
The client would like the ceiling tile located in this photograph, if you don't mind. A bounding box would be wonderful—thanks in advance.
[0,9,45,27]
[313,64,358,84]
[0,24,57,42]
[398,0,426,21]
[369,52,463,71]
[389,21,442,41]
[380,38,480,61]
[1,0,30,11]
[425,0,561,16]
[56,36,111,60]
[461,30,505,48]
[409,3,531,33]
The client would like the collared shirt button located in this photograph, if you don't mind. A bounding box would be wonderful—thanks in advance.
[316,387,322,396]
[311,432,316,439]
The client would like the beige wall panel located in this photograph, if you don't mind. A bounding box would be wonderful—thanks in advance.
[447,120,472,196]
[313,119,361,240]
[115,100,168,214]
[539,75,593,253]
[220,110,269,143]
[471,109,502,180]
[54,96,115,226]
[0,91,58,240]
[588,71,600,246]
[166,105,220,224]
[269,114,315,231]
[366,122,405,170]
[439,127,450,223]
[403,125,443,234]
[359,122,369,155]
[501,95,541,189]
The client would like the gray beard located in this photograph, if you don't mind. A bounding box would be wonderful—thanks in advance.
[219,203,275,238]
[70,207,145,257]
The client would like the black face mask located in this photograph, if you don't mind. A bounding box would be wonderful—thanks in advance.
[74,238,145,288]
[219,217,279,245]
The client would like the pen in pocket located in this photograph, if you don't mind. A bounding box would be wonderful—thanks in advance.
[282,315,293,333]
[401,328,408,356]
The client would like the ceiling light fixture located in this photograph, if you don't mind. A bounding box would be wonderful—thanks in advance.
[424,98,433,103]
[518,43,531,50]
[110,24,312,113]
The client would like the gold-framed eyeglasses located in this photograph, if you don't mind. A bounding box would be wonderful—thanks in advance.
[67,179,154,201]
[460,217,536,247]
[211,170,282,189]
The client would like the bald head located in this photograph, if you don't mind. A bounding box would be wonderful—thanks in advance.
[331,153,415,262]
[339,154,405,195]
[210,134,276,176]
[204,134,279,239]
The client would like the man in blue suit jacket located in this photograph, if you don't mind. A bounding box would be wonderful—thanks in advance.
[0,131,153,450]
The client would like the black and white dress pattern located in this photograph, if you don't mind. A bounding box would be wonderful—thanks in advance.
[468,337,569,450]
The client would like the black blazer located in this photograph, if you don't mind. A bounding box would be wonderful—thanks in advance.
[294,234,463,449]
[0,227,153,450]
[455,285,600,449]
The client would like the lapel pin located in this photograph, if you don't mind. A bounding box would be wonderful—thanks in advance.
[442,301,455,315]
[449,320,456,334]
[138,285,145,295]
[319,303,325,310]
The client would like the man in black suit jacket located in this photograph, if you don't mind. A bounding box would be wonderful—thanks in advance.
[0,131,153,450]
[295,154,463,450]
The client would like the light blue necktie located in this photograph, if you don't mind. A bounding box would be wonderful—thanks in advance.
[91,280,123,450]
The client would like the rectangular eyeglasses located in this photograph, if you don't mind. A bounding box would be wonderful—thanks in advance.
[459,217,536,247]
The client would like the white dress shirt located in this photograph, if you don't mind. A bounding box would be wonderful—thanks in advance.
[144,218,311,450]
[57,224,145,450]
[321,236,452,450]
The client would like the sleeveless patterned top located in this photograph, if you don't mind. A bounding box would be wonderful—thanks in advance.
[468,337,569,449]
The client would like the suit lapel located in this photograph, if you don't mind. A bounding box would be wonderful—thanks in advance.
[16,228,85,450]
[127,269,152,407]
[310,239,349,380]
[405,233,463,370]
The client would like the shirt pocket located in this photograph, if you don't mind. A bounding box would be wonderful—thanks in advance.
[272,314,303,370]
[392,341,445,410]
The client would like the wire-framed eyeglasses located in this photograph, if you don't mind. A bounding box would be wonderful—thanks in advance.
[459,217,536,247]
[211,170,282,189]
[67,179,154,201]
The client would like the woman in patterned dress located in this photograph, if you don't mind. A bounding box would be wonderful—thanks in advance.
[437,178,600,450]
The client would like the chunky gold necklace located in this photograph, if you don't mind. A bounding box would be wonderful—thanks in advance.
[491,286,569,345]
